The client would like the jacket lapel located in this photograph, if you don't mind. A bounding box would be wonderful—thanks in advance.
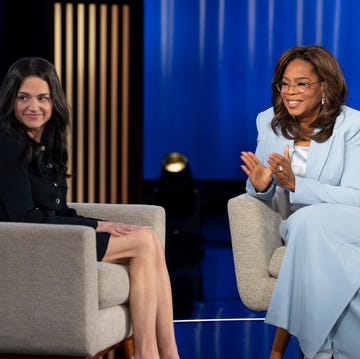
[305,111,345,180]
[306,136,335,179]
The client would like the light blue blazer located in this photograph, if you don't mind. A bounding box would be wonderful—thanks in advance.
[246,105,360,207]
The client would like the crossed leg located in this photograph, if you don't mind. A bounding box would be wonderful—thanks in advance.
[102,228,180,359]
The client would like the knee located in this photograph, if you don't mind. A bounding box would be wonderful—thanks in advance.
[288,204,331,228]
[287,206,315,230]
[135,228,164,259]
[282,204,332,241]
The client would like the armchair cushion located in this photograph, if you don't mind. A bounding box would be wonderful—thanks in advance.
[268,245,286,278]
[98,262,129,309]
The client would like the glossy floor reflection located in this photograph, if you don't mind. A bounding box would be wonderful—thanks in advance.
[174,320,302,359]
[166,210,301,359]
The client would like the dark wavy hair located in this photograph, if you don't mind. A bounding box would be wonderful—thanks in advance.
[0,57,71,182]
[271,45,348,142]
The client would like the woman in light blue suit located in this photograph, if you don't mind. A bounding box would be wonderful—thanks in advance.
[241,45,360,359]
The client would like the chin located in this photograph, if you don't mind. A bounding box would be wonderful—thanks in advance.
[286,110,298,117]
[286,108,302,118]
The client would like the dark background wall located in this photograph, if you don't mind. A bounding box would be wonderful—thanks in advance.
[0,0,54,80]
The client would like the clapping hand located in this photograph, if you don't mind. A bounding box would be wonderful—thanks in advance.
[240,151,273,192]
[267,145,295,191]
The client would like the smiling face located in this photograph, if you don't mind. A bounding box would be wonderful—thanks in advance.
[280,58,325,126]
[15,76,53,142]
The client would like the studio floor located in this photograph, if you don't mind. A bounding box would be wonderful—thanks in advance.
[166,210,301,359]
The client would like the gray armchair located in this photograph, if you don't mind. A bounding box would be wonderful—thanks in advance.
[228,189,290,311]
[0,203,165,358]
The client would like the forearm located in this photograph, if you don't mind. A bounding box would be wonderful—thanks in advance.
[246,177,277,201]
[290,176,360,207]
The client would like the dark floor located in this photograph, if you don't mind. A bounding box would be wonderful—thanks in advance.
[144,180,302,359]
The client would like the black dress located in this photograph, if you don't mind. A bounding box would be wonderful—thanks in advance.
[0,131,110,261]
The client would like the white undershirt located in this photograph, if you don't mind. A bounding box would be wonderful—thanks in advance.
[290,145,309,212]
[291,145,309,178]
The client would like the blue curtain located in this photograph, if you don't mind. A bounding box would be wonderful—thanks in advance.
[144,0,360,180]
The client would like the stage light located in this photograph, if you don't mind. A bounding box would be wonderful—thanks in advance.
[162,152,188,173]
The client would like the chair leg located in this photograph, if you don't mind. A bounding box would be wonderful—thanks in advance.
[114,336,134,359]
[0,336,135,359]
[93,336,134,359]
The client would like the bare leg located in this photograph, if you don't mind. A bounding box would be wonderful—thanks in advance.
[152,231,179,359]
[102,229,179,359]
[270,327,291,359]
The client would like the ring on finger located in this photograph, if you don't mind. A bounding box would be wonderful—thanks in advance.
[276,165,284,173]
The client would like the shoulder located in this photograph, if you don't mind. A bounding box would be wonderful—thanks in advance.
[336,106,360,128]
[255,107,275,132]
[0,131,25,150]
[0,132,27,164]
[256,107,275,120]
[331,106,360,144]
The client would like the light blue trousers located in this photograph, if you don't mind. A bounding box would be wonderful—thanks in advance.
[306,289,360,358]
[265,204,360,359]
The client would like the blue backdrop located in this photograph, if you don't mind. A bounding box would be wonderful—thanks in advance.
[143,0,360,180]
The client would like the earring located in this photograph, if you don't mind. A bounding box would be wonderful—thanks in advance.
[321,97,326,106]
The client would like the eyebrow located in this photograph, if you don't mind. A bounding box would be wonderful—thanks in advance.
[17,91,51,97]
[282,76,312,82]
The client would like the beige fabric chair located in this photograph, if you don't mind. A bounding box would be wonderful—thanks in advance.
[0,203,165,358]
[228,189,290,311]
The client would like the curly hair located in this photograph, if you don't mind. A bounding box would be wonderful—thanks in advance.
[0,57,71,182]
[271,45,348,142]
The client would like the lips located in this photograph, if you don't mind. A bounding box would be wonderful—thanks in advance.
[24,113,42,120]
[286,100,302,108]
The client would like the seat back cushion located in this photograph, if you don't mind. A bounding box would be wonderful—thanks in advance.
[98,262,130,309]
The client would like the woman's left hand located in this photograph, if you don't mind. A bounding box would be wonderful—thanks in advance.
[267,145,296,192]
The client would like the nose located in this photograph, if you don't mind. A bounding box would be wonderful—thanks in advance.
[286,84,297,95]
[28,98,40,111]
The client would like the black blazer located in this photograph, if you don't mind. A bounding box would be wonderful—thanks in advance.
[0,131,98,227]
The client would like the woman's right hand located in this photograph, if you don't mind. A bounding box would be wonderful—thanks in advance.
[240,151,273,192]
[96,221,150,236]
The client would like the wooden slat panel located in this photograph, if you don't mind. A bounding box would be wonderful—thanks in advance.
[76,3,85,202]
[88,3,97,203]
[121,5,130,204]
[110,4,119,203]
[99,4,107,203]
[54,1,137,204]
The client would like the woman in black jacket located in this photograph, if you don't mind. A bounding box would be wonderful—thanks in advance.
[0,57,180,359]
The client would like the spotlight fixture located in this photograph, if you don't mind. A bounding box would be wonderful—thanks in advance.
[162,152,188,173]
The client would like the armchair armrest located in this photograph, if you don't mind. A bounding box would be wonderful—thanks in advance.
[69,203,166,247]
[228,193,283,311]
[0,222,104,355]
